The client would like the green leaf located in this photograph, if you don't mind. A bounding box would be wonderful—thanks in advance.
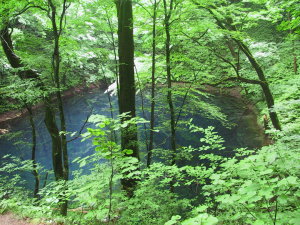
[231,212,241,220]
[286,176,297,185]
[99,123,105,128]
[165,215,181,225]
[289,215,300,224]
[182,213,218,225]
[265,152,277,163]
[194,205,208,213]
[253,219,264,225]
[123,149,133,155]
[79,160,86,167]
[72,157,81,163]
[260,168,273,175]
[278,193,288,204]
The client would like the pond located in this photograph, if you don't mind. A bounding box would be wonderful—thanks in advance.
[0,87,265,191]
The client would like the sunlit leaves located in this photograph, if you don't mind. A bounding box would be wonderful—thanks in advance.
[181,213,218,225]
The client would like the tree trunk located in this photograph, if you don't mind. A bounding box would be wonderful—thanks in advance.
[26,105,39,199]
[193,3,282,130]
[116,0,140,197]
[163,0,176,194]
[224,9,281,130]
[234,40,282,130]
[105,9,120,101]
[43,95,64,181]
[226,39,241,70]
[48,0,69,215]
[147,0,157,168]
[288,12,297,74]
[0,26,64,179]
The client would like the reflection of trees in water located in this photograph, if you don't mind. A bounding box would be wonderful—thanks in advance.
[0,90,266,193]
[37,128,51,159]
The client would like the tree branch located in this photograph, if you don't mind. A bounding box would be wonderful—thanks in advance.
[191,1,227,30]
[67,107,93,143]
[181,29,208,44]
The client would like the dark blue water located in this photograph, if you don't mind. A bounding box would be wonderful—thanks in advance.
[0,87,265,190]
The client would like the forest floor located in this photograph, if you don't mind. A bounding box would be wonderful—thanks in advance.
[0,212,47,225]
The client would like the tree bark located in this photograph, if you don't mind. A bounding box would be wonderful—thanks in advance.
[163,0,176,194]
[115,0,140,197]
[43,96,64,182]
[26,105,39,199]
[147,0,157,168]
[48,0,69,215]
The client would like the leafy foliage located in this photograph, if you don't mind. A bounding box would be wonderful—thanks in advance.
[0,0,300,224]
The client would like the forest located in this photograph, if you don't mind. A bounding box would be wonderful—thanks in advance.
[0,0,299,224]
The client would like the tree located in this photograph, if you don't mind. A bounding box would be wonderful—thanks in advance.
[0,0,71,215]
[192,0,282,130]
[275,0,299,74]
[115,0,140,197]
[0,25,64,199]
[43,0,70,215]
[163,0,177,193]
[148,0,158,168]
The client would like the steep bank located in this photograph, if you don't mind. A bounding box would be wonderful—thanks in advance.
[0,82,105,127]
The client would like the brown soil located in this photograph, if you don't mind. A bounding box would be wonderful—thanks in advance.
[0,213,47,225]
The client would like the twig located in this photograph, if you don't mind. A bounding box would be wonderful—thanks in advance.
[43,168,52,188]
[67,107,93,143]
[135,65,149,152]
[241,203,257,220]
[175,69,199,127]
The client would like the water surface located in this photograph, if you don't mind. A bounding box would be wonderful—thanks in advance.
[0,87,265,190]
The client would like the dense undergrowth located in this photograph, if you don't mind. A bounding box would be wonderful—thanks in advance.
[1,88,299,225]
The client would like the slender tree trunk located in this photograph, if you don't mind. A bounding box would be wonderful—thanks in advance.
[163,0,176,194]
[0,26,64,180]
[105,10,120,101]
[136,68,149,152]
[116,0,140,198]
[1,9,69,213]
[147,0,157,168]
[288,12,297,74]
[26,105,39,199]
[48,0,69,215]
[102,66,117,142]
